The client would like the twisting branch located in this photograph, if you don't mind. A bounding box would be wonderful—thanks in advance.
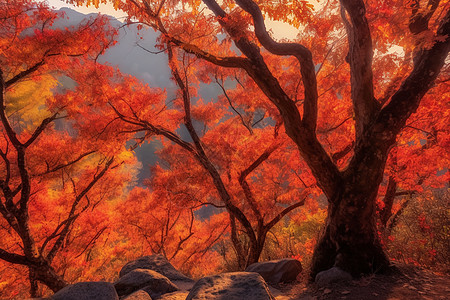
[133,0,249,69]
[109,101,196,153]
[169,209,195,260]
[166,43,258,248]
[0,68,22,147]
[235,0,319,133]
[73,226,108,259]
[200,0,341,201]
[340,0,379,140]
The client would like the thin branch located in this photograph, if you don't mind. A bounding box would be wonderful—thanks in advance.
[24,113,59,147]
[73,226,108,259]
[47,157,114,262]
[265,196,307,231]
[238,140,282,220]
[36,151,96,177]
[5,60,45,88]
[216,77,253,134]
[0,248,30,266]
[167,43,258,248]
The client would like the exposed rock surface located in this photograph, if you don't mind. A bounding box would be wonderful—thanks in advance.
[186,272,275,300]
[114,268,178,297]
[315,267,352,287]
[122,290,153,300]
[158,291,189,300]
[171,279,195,291]
[245,258,302,285]
[50,282,119,300]
[119,255,193,283]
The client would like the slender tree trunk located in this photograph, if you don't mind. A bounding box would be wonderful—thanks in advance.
[245,238,265,268]
[29,268,39,297]
[311,182,390,278]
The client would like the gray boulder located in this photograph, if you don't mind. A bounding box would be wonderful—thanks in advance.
[51,282,118,300]
[245,258,302,285]
[315,267,352,287]
[186,272,275,300]
[123,290,153,300]
[114,268,178,297]
[119,255,193,283]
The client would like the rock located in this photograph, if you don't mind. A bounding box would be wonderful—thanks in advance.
[245,258,302,285]
[114,268,178,297]
[119,255,193,283]
[50,282,118,300]
[123,290,153,300]
[158,291,189,300]
[171,280,195,291]
[186,272,275,300]
[315,267,352,287]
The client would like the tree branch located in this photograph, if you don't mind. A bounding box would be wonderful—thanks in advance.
[167,43,258,248]
[0,248,30,266]
[46,157,114,262]
[375,9,450,143]
[201,0,341,201]
[24,112,59,148]
[265,195,307,231]
[5,60,45,88]
[238,141,281,222]
[340,0,379,141]
[235,0,319,133]
[409,0,441,35]
[36,151,96,176]
[216,78,253,134]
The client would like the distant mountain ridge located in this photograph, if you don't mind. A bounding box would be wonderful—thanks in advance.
[51,8,223,187]
[55,7,173,89]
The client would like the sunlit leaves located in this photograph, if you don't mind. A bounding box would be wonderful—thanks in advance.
[0,1,138,297]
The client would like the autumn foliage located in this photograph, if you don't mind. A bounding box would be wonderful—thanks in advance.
[0,0,138,296]
[1,0,449,298]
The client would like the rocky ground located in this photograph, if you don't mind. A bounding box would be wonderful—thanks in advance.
[32,256,449,300]
[273,264,449,300]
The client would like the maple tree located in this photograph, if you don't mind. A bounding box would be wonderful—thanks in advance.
[115,186,229,277]
[70,0,450,277]
[101,47,317,269]
[0,0,138,296]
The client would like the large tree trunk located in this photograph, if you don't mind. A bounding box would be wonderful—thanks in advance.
[31,258,67,293]
[311,182,390,278]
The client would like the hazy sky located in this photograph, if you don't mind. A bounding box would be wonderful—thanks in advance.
[45,0,300,40]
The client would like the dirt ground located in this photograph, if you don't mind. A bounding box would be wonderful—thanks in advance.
[272,264,450,300]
